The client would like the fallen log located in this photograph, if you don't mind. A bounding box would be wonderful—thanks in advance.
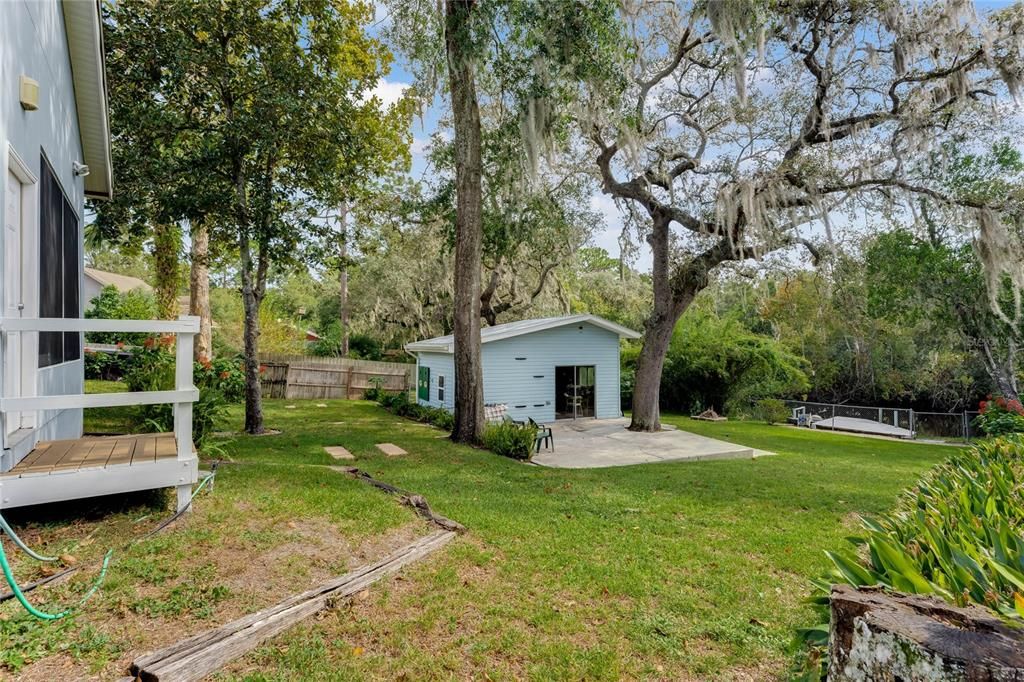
[330,466,466,533]
[829,584,1024,681]
[130,529,455,682]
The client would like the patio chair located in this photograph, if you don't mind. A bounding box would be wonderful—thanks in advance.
[529,417,553,453]
[503,414,525,426]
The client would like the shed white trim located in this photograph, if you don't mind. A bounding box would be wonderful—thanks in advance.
[405,314,641,353]
[61,0,112,199]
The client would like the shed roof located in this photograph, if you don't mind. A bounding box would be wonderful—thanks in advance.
[84,267,152,294]
[405,314,641,353]
[61,0,112,199]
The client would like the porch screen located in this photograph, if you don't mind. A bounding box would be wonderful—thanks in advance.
[38,157,80,367]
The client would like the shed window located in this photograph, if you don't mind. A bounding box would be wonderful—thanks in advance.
[437,375,445,402]
[39,157,80,367]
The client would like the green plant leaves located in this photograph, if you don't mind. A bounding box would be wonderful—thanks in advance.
[819,435,1024,618]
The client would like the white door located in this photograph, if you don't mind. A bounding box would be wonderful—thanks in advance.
[4,170,24,435]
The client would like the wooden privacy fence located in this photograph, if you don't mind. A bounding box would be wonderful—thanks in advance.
[258,354,414,400]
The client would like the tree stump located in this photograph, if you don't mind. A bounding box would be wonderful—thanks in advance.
[829,584,1024,681]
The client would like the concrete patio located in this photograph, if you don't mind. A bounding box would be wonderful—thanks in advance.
[531,418,771,469]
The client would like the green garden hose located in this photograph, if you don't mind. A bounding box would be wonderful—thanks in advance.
[0,542,111,620]
[0,514,57,562]
[0,469,216,620]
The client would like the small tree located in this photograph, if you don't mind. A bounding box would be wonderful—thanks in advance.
[102,0,407,433]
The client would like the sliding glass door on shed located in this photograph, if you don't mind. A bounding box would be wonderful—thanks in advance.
[554,365,595,420]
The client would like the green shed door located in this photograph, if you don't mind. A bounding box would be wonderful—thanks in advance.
[417,366,430,401]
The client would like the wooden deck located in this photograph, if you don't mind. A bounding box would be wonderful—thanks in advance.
[1,433,178,479]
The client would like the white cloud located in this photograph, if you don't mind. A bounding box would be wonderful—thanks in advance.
[365,78,410,108]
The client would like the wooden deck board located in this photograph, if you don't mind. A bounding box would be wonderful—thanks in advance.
[1,434,181,478]
[107,438,136,467]
[17,440,77,474]
[155,434,177,459]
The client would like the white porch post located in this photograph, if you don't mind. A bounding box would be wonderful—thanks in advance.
[174,316,199,512]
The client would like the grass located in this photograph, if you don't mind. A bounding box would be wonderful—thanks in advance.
[83,378,134,434]
[1,398,953,680]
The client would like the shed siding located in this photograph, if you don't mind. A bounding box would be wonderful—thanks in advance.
[483,324,621,423]
[415,322,622,423]
[415,351,455,411]
[1,0,86,469]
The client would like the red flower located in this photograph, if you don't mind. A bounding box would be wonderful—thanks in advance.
[259,364,267,375]
[143,337,155,349]
[116,341,125,349]
[219,370,230,379]
[979,400,988,414]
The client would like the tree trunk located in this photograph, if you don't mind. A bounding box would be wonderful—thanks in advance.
[189,219,213,362]
[628,215,709,432]
[979,335,1020,403]
[630,215,675,432]
[152,222,180,320]
[338,201,349,357]
[629,313,675,431]
[445,0,485,445]
[239,232,264,435]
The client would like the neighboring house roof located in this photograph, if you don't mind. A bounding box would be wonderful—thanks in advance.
[405,314,641,353]
[84,267,152,294]
[61,0,112,199]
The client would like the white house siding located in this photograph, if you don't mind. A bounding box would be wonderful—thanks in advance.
[82,275,103,309]
[415,351,455,411]
[1,0,87,468]
[414,322,623,424]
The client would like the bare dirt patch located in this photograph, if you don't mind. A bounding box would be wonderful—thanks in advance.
[9,504,428,681]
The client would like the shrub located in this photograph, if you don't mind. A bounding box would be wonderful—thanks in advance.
[84,350,113,380]
[363,378,385,402]
[483,421,538,460]
[796,435,1024,678]
[85,285,158,346]
[194,356,245,403]
[119,336,234,447]
[755,398,790,425]
[974,396,1024,437]
[427,408,454,431]
[365,386,456,433]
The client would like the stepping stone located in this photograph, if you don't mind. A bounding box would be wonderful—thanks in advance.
[324,446,354,461]
[375,443,407,457]
[316,403,328,408]
[285,405,297,409]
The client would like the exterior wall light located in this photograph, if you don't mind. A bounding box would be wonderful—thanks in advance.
[19,75,39,111]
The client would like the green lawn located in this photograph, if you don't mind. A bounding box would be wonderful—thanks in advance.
[1,399,952,680]
[83,378,134,433]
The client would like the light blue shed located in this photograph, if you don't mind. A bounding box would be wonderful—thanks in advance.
[405,315,641,423]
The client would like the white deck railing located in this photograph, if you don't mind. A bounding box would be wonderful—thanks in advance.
[0,315,200,462]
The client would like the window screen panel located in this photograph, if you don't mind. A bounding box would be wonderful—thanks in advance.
[38,160,62,367]
[62,200,80,361]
